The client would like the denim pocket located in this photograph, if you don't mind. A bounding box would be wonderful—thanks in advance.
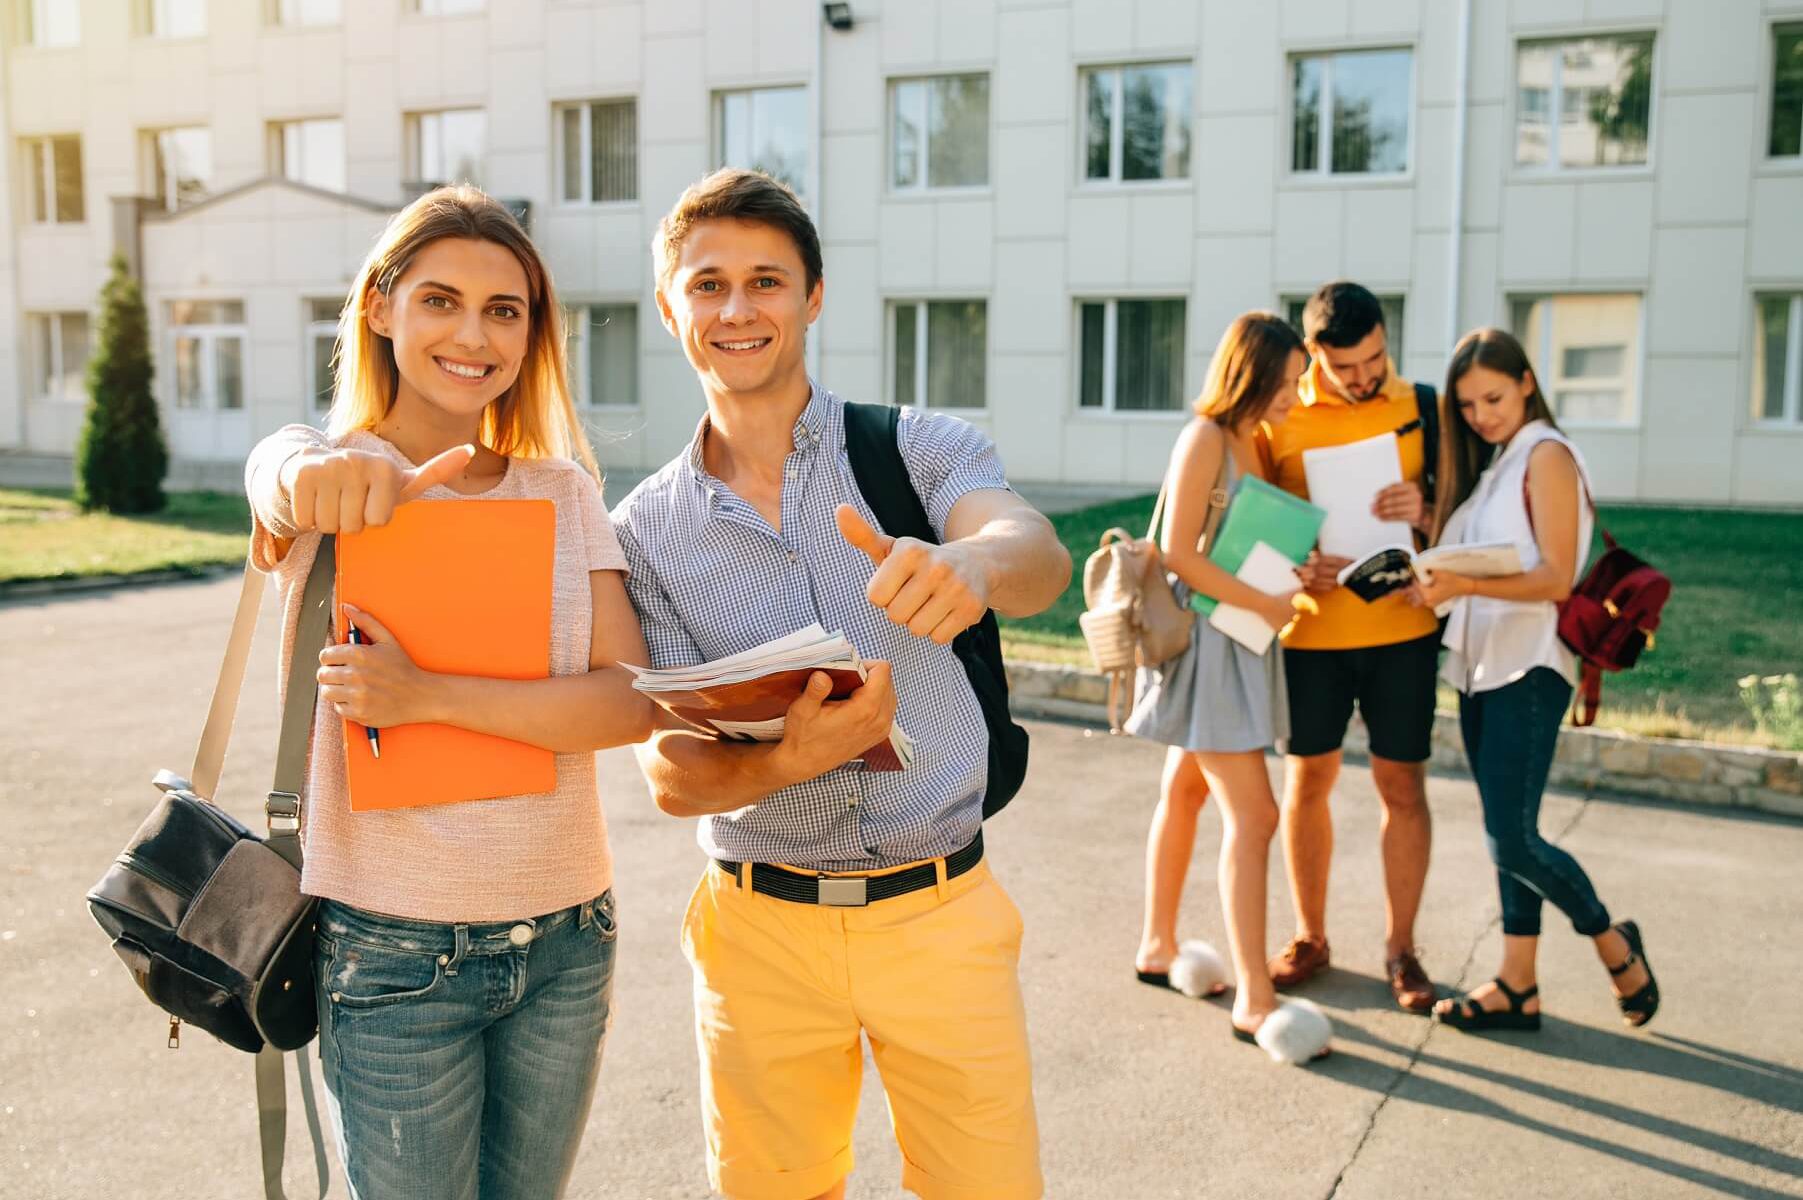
[322,935,445,1009]
[590,890,618,944]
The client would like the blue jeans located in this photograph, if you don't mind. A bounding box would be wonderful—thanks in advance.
[314,891,618,1200]
[1459,668,1612,939]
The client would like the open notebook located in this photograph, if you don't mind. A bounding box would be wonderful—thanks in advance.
[628,624,914,771]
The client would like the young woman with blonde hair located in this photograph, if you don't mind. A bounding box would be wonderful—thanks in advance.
[242,186,652,1198]
[1127,313,1329,1058]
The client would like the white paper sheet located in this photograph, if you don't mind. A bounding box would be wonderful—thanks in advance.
[1301,432,1413,561]
[1207,541,1300,655]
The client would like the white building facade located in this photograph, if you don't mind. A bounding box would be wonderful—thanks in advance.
[3,0,1801,504]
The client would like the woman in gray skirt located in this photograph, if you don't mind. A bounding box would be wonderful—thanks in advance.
[1129,312,1310,1044]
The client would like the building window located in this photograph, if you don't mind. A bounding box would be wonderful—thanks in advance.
[145,127,211,211]
[891,300,987,409]
[18,0,79,46]
[1082,62,1193,184]
[412,0,484,13]
[716,87,809,196]
[1290,48,1412,176]
[168,300,247,411]
[571,304,638,408]
[269,0,341,27]
[1772,24,1803,159]
[1754,294,1803,425]
[26,312,89,401]
[271,118,345,193]
[890,75,990,191]
[1283,294,1406,364]
[408,109,486,190]
[1510,293,1641,424]
[306,299,341,413]
[1078,299,1186,412]
[136,0,207,38]
[557,100,637,204]
[22,136,83,223]
[1515,35,1654,169]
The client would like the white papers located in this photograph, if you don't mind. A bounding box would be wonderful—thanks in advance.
[1207,541,1299,655]
[1302,432,1413,560]
[1415,541,1524,579]
[624,623,860,690]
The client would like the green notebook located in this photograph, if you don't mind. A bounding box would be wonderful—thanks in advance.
[1190,476,1327,616]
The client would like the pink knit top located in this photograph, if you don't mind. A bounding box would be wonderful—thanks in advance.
[246,425,627,923]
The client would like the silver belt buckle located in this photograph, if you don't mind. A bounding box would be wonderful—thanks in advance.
[817,877,869,907]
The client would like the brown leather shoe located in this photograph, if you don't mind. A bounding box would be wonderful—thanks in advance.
[1268,935,1330,988]
[1387,950,1437,1013]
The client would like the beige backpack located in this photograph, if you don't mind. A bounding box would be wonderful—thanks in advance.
[1079,454,1231,731]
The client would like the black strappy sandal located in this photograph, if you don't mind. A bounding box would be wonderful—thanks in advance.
[1608,919,1660,1028]
[1435,977,1541,1032]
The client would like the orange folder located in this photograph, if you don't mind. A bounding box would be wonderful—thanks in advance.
[334,499,557,811]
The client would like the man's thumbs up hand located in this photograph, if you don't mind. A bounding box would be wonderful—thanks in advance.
[835,503,989,646]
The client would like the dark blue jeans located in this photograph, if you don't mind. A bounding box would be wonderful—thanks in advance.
[314,891,618,1200]
[1459,668,1611,939]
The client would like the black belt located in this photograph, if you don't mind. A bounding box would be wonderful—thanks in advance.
[714,832,984,908]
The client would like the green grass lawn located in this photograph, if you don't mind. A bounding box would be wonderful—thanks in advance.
[1001,495,1803,746]
[0,487,249,585]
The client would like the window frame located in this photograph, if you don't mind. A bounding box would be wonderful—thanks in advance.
[1077,59,1195,188]
[887,73,993,195]
[1510,31,1660,179]
[886,298,990,411]
[1285,45,1417,181]
[265,0,342,26]
[553,98,640,206]
[1752,292,1803,427]
[1767,20,1803,164]
[712,84,811,198]
[408,0,486,15]
[1072,296,1190,417]
[305,298,341,416]
[25,311,90,402]
[1508,290,1646,429]
[135,0,208,39]
[569,301,640,410]
[167,300,250,413]
[405,108,488,191]
[21,134,83,224]
[18,0,80,47]
[144,126,212,212]
[269,117,346,193]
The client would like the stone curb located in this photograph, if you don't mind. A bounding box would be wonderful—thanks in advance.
[0,563,239,599]
[1006,660,1803,821]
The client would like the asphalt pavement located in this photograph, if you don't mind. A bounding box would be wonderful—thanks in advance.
[2,575,1799,1199]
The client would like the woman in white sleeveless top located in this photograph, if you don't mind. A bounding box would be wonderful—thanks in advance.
[1409,329,1659,1033]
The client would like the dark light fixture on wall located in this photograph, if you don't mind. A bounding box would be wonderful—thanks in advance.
[822,2,853,31]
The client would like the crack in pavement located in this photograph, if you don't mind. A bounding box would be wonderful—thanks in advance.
[1321,795,1599,1200]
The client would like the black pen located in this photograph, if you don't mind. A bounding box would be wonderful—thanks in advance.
[346,623,382,759]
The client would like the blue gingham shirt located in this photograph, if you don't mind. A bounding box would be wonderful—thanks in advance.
[611,384,1011,871]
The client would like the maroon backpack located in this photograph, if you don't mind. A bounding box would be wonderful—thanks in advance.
[1525,472,1671,727]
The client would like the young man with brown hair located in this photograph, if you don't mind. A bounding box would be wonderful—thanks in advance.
[611,168,1068,1200]
[1256,280,1441,1013]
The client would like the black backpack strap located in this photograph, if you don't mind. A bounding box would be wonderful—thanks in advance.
[841,402,1029,818]
[1413,381,1439,506]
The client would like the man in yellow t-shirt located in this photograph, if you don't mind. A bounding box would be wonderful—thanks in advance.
[1254,281,1440,1014]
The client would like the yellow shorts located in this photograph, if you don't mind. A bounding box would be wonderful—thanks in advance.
[680,851,1042,1200]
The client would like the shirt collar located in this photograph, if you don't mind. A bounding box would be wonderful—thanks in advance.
[680,379,833,496]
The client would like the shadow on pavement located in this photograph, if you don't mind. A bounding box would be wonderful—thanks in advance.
[1325,1019,1803,1198]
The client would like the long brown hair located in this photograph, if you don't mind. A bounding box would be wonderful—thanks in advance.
[1432,327,1559,539]
[330,186,599,480]
[1194,311,1304,429]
